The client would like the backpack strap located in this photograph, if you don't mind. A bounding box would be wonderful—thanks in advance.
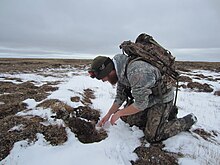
[124,56,144,79]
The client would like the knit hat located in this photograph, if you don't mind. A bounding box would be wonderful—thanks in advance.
[88,56,114,79]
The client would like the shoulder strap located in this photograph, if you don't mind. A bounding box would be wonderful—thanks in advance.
[124,56,144,79]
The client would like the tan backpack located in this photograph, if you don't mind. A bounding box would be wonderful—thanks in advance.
[119,33,180,106]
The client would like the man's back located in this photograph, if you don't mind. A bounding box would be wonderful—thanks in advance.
[113,54,174,111]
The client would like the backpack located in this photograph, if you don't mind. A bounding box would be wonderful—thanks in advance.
[119,33,180,106]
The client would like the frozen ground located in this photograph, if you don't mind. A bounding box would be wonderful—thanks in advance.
[0,65,220,165]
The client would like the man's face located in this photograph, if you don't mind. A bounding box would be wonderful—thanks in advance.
[101,70,118,85]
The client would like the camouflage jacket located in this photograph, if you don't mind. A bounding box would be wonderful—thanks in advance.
[113,54,174,111]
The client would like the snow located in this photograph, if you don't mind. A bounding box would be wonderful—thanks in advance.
[8,124,25,132]
[0,67,220,165]
[2,127,143,165]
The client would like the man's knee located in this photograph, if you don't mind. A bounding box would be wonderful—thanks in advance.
[144,131,155,143]
[144,128,164,143]
[121,110,147,129]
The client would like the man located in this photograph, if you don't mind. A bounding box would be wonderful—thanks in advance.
[88,54,197,143]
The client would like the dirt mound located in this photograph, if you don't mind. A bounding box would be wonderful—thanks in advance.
[187,82,213,92]
[0,87,107,160]
[0,115,67,161]
[0,80,63,161]
[178,76,192,82]
[81,88,96,105]
[37,92,107,143]
[193,128,219,144]
[214,90,220,96]
[178,75,214,93]
[0,81,58,119]
[131,143,179,165]
[0,101,27,120]
[67,117,107,143]
[37,99,74,113]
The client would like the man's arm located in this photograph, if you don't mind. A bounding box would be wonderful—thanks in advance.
[114,82,127,107]
[110,104,140,125]
[97,103,120,127]
[127,61,159,111]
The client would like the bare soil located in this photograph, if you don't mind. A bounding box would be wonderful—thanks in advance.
[0,58,220,164]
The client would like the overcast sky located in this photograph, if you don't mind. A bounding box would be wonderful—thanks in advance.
[0,0,220,61]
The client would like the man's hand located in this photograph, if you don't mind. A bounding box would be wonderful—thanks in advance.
[110,105,140,125]
[110,111,121,125]
[97,104,140,127]
[97,103,120,127]
[97,113,111,127]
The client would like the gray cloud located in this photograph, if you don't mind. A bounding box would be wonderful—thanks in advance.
[0,0,219,61]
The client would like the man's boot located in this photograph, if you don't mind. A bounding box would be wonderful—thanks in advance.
[183,113,197,130]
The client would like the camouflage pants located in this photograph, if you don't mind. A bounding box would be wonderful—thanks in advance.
[121,101,190,143]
